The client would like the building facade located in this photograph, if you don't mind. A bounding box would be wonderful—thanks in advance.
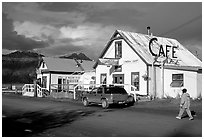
[94,30,202,99]
[37,57,95,92]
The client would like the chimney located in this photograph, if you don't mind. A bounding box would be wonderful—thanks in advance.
[147,26,150,35]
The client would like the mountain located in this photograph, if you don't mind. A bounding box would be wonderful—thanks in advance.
[3,50,44,58]
[2,51,43,84]
[59,52,92,61]
[2,51,92,84]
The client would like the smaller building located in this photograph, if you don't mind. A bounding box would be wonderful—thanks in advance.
[36,57,95,94]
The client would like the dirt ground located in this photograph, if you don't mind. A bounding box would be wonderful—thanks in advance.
[2,93,202,137]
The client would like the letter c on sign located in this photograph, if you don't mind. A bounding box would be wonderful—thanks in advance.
[149,38,158,57]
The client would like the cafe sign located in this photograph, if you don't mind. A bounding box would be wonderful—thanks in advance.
[149,38,180,65]
[149,38,177,59]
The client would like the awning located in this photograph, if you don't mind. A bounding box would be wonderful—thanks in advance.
[170,81,183,87]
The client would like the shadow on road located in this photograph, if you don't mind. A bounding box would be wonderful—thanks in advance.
[2,109,95,137]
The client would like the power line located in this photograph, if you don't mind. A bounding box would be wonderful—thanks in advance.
[160,14,202,36]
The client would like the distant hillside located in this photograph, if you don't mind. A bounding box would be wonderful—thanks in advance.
[2,51,43,84]
[3,50,44,58]
[59,52,92,61]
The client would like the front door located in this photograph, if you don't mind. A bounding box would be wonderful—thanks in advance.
[58,78,62,92]
[113,74,124,84]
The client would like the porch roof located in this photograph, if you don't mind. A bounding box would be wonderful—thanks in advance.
[43,57,95,73]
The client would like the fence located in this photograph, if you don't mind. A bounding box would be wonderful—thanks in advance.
[22,84,43,97]
[49,84,76,99]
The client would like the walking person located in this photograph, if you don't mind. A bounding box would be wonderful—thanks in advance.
[176,88,194,120]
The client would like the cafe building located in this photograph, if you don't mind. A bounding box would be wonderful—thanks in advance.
[93,30,202,99]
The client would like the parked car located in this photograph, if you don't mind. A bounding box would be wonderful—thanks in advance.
[82,86,135,108]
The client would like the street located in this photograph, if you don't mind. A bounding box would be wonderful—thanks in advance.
[2,94,202,137]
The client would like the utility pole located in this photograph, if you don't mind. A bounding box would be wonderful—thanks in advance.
[34,79,37,97]
[151,56,157,100]
[160,57,168,98]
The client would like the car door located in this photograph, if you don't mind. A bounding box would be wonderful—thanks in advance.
[87,88,98,103]
[95,87,103,103]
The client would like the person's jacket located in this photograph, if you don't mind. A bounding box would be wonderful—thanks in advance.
[180,93,190,108]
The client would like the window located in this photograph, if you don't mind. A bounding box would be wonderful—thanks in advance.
[170,74,184,87]
[42,76,47,88]
[97,88,103,94]
[114,65,122,72]
[90,88,97,94]
[115,41,122,58]
[100,74,107,84]
[37,78,41,86]
[63,78,66,90]
[58,78,62,92]
[42,62,45,68]
[131,72,139,91]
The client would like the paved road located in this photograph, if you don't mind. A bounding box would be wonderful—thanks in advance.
[2,94,202,137]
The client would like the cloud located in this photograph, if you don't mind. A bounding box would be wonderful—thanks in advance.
[14,21,60,42]
[2,13,49,51]
[2,2,201,60]
[3,2,86,26]
[12,20,116,56]
[2,49,16,55]
[37,39,84,57]
[38,23,119,57]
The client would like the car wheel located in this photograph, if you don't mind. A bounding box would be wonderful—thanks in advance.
[83,98,89,107]
[101,99,109,109]
[128,101,135,106]
[127,96,135,106]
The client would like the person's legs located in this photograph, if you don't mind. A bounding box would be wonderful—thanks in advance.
[186,108,193,119]
[177,108,185,118]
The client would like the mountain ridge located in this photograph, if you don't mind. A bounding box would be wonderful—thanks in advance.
[59,52,92,61]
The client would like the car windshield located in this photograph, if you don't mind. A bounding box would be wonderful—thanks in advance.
[105,87,127,94]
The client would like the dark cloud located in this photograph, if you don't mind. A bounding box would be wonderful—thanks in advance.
[40,39,84,57]
[80,3,145,27]
[38,2,81,12]
[2,2,202,60]
[2,12,49,51]
[3,3,86,27]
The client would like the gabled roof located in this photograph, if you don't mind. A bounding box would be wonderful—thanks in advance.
[94,30,202,69]
[42,57,94,73]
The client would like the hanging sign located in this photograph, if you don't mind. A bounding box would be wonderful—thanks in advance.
[121,59,139,65]
[99,58,119,65]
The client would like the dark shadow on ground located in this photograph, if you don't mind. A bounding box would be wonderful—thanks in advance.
[2,109,95,137]
[181,110,197,119]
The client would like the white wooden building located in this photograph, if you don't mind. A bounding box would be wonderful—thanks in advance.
[94,30,202,99]
[37,57,95,92]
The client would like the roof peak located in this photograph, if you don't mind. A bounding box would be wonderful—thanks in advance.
[116,29,177,41]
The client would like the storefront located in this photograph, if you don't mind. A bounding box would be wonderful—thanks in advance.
[94,30,202,99]
[37,57,95,92]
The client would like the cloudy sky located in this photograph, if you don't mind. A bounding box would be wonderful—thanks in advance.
[2,2,202,60]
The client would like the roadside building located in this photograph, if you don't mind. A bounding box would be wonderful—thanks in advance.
[94,30,202,99]
[36,57,95,94]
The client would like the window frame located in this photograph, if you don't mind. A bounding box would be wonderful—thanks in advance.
[114,65,122,72]
[115,41,122,58]
[131,72,140,91]
[170,73,184,87]
[100,73,107,85]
